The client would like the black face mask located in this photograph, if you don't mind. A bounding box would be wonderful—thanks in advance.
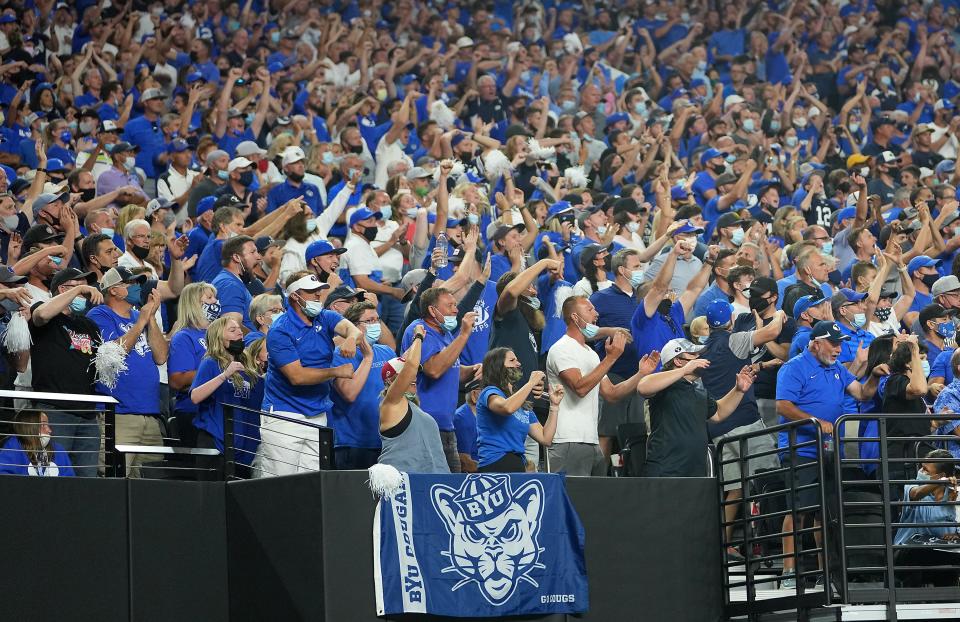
[362,225,378,242]
[238,171,254,186]
[657,298,673,315]
[316,268,330,282]
[836,181,851,194]
[922,273,939,288]
[287,171,304,183]
[79,188,96,202]
[348,144,363,154]
[226,338,244,358]
[711,164,726,175]
[131,244,150,261]
[874,307,892,322]
[749,295,772,313]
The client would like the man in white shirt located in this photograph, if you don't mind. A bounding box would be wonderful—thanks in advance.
[156,139,199,224]
[373,91,417,188]
[343,207,405,301]
[545,295,656,476]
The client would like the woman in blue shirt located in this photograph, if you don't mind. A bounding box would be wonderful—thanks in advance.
[168,282,220,447]
[0,411,75,477]
[475,347,563,473]
[190,317,264,479]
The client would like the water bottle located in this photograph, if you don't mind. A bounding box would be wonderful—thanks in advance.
[435,232,448,268]
[823,434,834,453]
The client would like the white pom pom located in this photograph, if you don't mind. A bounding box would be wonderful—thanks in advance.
[3,312,30,353]
[564,165,588,189]
[563,33,584,55]
[430,100,457,130]
[447,196,466,219]
[367,463,403,498]
[434,160,465,183]
[483,149,513,181]
[94,340,129,390]
[554,285,576,318]
[527,138,555,161]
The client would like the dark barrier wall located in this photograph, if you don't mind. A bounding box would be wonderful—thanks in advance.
[0,473,722,622]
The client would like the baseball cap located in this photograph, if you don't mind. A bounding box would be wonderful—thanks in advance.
[700,148,727,166]
[381,356,406,383]
[810,320,851,343]
[50,267,95,292]
[716,212,743,229]
[325,285,365,307]
[22,224,63,248]
[835,207,857,226]
[879,151,898,164]
[846,154,870,169]
[744,276,778,299]
[546,201,574,219]
[228,156,254,172]
[935,98,957,112]
[936,160,956,175]
[100,120,119,133]
[907,255,941,276]
[405,167,431,180]
[145,197,178,217]
[196,195,216,216]
[455,36,474,48]
[837,287,868,303]
[99,266,147,291]
[671,222,705,236]
[723,94,745,111]
[32,192,69,215]
[932,275,960,297]
[236,141,267,157]
[715,173,738,187]
[140,88,164,101]
[659,338,705,366]
[671,186,690,202]
[793,294,827,319]
[490,223,525,243]
[168,138,191,153]
[281,146,306,167]
[305,239,347,262]
[705,299,734,328]
[109,141,138,155]
[46,158,66,173]
[185,71,204,84]
[214,195,243,209]
[348,207,382,227]
[254,236,276,255]
[284,273,330,296]
[0,265,25,284]
[226,107,244,119]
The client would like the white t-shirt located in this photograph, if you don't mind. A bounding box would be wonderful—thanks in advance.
[930,123,959,160]
[374,136,413,189]
[546,334,601,445]
[868,308,900,337]
[373,219,404,283]
[343,232,382,280]
[572,277,611,298]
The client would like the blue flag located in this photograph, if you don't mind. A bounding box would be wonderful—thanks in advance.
[374,472,588,617]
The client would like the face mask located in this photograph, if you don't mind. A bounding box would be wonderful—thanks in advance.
[785,136,799,148]
[226,339,245,357]
[578,318,600,339]
[303,299,323,318]
[524,296,541,310]
[442,315,458,331]
[271,31,281,43]
[749,296,772,312]
[874,306,892,322]
[629,269,644,288]
[362,225,378,242]
[69,296,87,313]
[561,100,577,112]
[634,101,647,116]
[59,130,72,143]
[414,186,430,198]
[711,164,726,175]
[304,218,318,234]
[849,122,860,134]
[793,117,808,128]
[380,205,393,221]
[125,156,136,170]
[131,244,150,261]
[922,359,931,377]
[39,433,50,448]
[725,154,737,164]
[1,214,18,229]
[821,241,833,255]
[322,151,336,165]
[917,469,931,481]
[697,335,709,344]
[271,312,283,325]
[217,170,229,181]
[596,225,608,236]
[50,256,63,266]
[626,221,640,233]
[769,120,781,132]
[124,284,142,306]
[859,166,870,177]
[202,301,221,322]
[467,213,479,225]
[365,322,381,343]
[238,171,254,186]
[657,298,673,315]
[881,75,892,87]
[922,273,940,288]
[936,320,956,338]
[852,312,867,328]
[506,367,523,384]
[741,118,755,132]
[731,229,745,246]
[375,88,388,101]
[406,208,418,218]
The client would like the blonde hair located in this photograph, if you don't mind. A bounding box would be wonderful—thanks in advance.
[690,316,709,339]
[267,133,297,161]
[170,282,217,334]
[205,317,259,387]
[249,293,281,330]
[117,204,146,240]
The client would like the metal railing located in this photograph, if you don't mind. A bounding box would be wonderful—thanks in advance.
[716,418,832,619]
[223,403,335,480]
[834,413,960,621]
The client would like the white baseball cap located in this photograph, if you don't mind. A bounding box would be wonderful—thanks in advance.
[659,338,704,367]
[282,146,306,167]
[227,156,254,172]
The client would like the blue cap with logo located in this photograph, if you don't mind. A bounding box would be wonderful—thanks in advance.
[810,320,851,343]
[907,255,941,276]
[705,299,734,327]
[793,294,827,318]
[349,207,383,227]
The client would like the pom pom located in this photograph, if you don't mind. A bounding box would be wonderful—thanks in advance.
[564,165,588,189]
[483,149,513,181]
[430,100,457,130]
[554,285,575,317]
[94,340,129,390]
[3,312,30,353]
[446,196,466,219]
[563,33,584,55]
[367,463,403,498]
[527,138,555,161]
[434,160,465,183]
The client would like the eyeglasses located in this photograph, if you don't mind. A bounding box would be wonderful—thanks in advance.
[358,318,381,325]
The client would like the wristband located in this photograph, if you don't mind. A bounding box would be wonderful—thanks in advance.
[36,168,46,173]
[413,333,424,342]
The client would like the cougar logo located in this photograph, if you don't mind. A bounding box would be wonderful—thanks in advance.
[431,475,545,606]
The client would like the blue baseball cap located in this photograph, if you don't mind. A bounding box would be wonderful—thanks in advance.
[398,74,419,86]
[671,222,704,236]
[705,299,734,327]
[168,138,190,153]
[348,207,382,227]
[690,78,707,89]
[185,71,204,84]
[700,148,727,166]
[0,14,17,24]
[547,201,574,219]
[907,255,941,276]
[835,207,856,226]
[811,320,851,343]
[606,112,629,127]
[793,294,827,319]
[196,195,216,216]
[838,287,867,303]
[267,61,285,74]
[46,158,66,172]
[671,186,690,202]
[533,231,570,259]
[305,239,348,262]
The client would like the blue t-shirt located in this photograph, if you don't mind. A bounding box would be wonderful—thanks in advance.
[776,349,856,458]
[453,403,479,462]
[401,320,461,431]
[123,115,166,177]
[460,282,498,366]
[185,226,211,279]
[211,269,253,328]
[537,274,573,354]
[168,327,207,414]
[0,436,75,476]
[476,385,533,467]
[329,343,393,449]
[631,299,685,370]
[190,356,263,464]
[195,237,225,284]
[932,347,956,383]
[217,128,256,158]
[263,309,344,416]
[87,305,161,414]
[692,283,730,320]
[691,171,716,207]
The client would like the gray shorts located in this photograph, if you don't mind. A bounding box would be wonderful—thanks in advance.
[547,442,607,477]
[714,419,780,491]
[756,398,779,430]
[598,372,646,438]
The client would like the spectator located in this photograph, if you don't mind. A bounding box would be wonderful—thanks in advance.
[789,294,833,358]
[168,282,219,446]
[894,449,960,546]
[267,146,323,215]
[211,235,261,329]
[454,380,482,473]
[245,293,283,344]
[882,337,932,498]
[918,303,954,364]
[0,411,74,477]
[933,350,960,456]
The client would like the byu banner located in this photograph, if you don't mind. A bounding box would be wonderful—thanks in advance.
[373,472,588,617]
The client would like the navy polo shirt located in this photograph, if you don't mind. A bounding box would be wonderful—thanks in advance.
[631,299,685,370]
[590,284,640,377]
[211,268,253,329]
[263,308,344,416]
[775,349,856,458]
[401,320,461,431]
[267,179,323,215]
[700,329,760,437]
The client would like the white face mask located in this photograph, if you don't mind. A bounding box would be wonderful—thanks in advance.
[39,433,50,448]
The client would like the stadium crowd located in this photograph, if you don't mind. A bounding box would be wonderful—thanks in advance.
[0,0,960,541]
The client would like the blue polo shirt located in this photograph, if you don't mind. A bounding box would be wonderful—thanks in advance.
[212,269,253,329]
[87,305,161,414]
[122,115,166,178]
[909,290,933,314]
[266,179,323,215]
[453,403,479,462]
[196,238,225,284]
[217,128,256,158]
[631,299,685,370]
[190,357,263,464]
[932,347,956,383]
[460,281,499,366]
[263,309,344,416]
[837,323,875,364]
[590,284,640,377]
[476,385,533,467]
[789,325,813,359]
[329,343,394,449]
[168,327,207,415]
[185,225,211,279]
[401,320,461,431]
[692,283,730,320]
[776,349,856,458]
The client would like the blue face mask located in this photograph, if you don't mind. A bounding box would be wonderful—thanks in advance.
[561,100,576,112]
[69,296,87,313]
[821,241,833,255]
[270,31,281,44]
[852,312,867,328]
[59,130,72,143]
[936,321,956,338]
[101,227,115,238]
[322,151,336,165]
[50,256,63,266]
[442,315,458,332]
[271,312,283,325]
[365,323,382,344]
[697,335,709,344]
[731,228,745,246]
[922,359,931,377]
[741,118,755,133]
[305,218,318,233]
[124,284,142,306]
[769,120,781,132]
[467,213,479,225]
[634,101,647,116]
[379,205,393,221]
[577,316,599,339]
[217,170,229,180]
[629,269,644,288]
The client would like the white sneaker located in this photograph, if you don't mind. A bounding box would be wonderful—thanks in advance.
[780,573,796,589]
